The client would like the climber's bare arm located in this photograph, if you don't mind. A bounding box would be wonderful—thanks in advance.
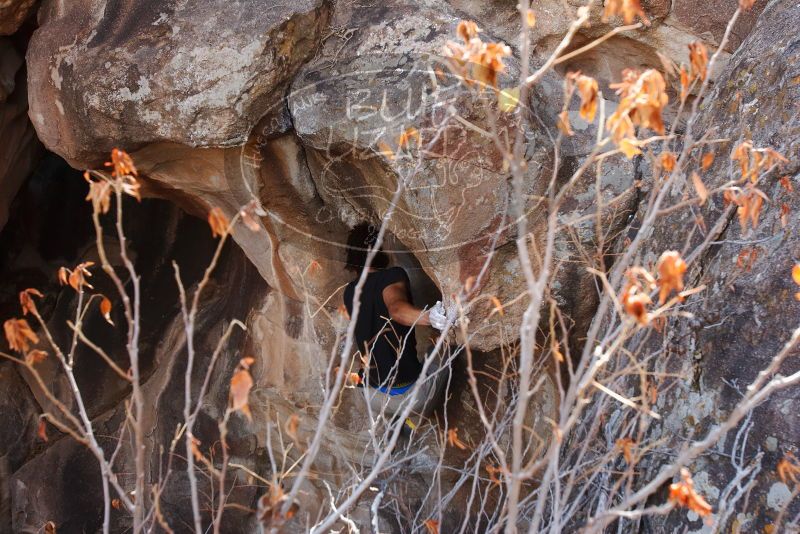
[382,281,431,327]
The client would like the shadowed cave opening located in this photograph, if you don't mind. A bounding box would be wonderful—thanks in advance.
[0,150,265,531]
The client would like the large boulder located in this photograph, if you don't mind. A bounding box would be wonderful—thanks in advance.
[287,0,639,349]
[129,131,353,333]
[22,0,771,353]
[25,0,330,168]
[620,0,800,529]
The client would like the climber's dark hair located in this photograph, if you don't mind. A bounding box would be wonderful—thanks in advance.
[345,222,390,273]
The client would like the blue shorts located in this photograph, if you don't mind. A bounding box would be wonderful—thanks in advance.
[376,381,415,396]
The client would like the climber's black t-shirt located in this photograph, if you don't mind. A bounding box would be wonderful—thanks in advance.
[343,267,422,388]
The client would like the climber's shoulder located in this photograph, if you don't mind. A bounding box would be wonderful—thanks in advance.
[381,266,409,285]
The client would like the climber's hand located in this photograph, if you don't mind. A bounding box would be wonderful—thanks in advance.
[428,301,450,331]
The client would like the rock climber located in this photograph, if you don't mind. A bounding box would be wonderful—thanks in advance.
[342,222,451,420]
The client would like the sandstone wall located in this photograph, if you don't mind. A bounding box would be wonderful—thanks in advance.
[0,0,795,531]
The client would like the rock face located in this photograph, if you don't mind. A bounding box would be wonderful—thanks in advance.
[1,0,795,531]
[26,0,330,167]
[22,0,768,351]
[626,1,800,530]
[287,0,642,348]
[0,166,271,532]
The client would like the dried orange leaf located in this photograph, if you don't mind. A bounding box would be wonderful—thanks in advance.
[619,138,642,159]
[489,296,505,316]
[656,251,687,304]
[444,22,510,89]
[26,349,48,366]
[777,452,800,487]
[567,72,599,123]
[668,468,713,517]
[616,437,635,464]
[85,179,113,214]
[19,288,43,316]
[701,152,715,170]
[4,318,39,353]
[688,42,709,82]
[286,414,300,441]
[602,0,650,25]
[447,428,468,450]
[456,20,480,42]
[347,372,362,386]
[100,296,114,326]
[691,172,708,205]
[108,148,138,177]
[120,175,141,201]
[208,207,229,238]
[621,286,651,325]
[608,69,668,141]
[230,362,254,420]
[661,152,677,172]
[377,140,395,160]
[190,436,204,461]
[679,64,690,102]
[526,9,536,28]
[424,519,440,534]
[648,382,658,404]
[62,262,95,292]
[792,264,800,286]
[398,127,421,149]
[557,110,574,136]
[57,267,69,286]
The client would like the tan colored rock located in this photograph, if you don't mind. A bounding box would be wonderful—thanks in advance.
[289,0,637,349]
[26,0,330,168]
[131,131,351,313]
[671,0,768,51]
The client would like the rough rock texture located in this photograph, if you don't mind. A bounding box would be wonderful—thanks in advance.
[288,0,640,348]
[0,0,791,530]
[671,0,769,51]
[623,1,800,530]
[0,0,37,35]
[0,164,557,531]
[130,133,351,309]
[21,0,770,351]
[26,0,330,167]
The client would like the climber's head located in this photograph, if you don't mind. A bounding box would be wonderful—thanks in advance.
[345,222,390,273]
